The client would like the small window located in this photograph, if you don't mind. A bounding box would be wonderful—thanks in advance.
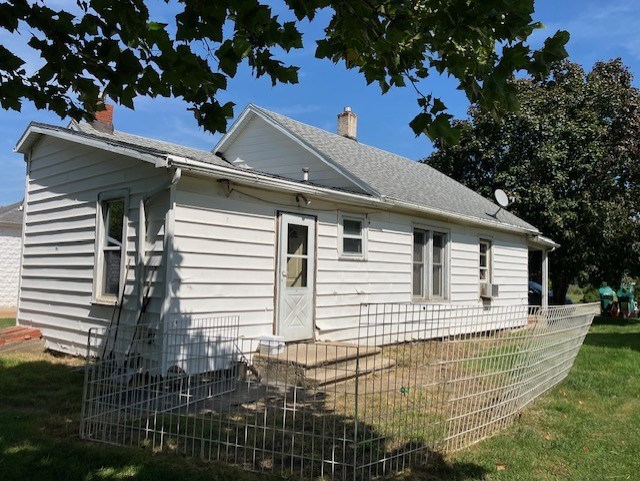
[94,192,127,302]
[413,227,448,300]
[479,238,492,284]
[339,212,367,259]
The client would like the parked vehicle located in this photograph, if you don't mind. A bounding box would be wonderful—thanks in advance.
[528,281,573,306]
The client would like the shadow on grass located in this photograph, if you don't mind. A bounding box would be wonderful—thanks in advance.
[592,315,640,326]
[583,332,640,351]
[585,316,640,352]
[0,354,489,481]
[406,451,488,480]
[0,357,270,481]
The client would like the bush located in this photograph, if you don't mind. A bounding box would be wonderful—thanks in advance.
[581,285,599,303]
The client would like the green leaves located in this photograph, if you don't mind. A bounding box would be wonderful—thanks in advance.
[531,30,570,77]
[146,21,166,32]
[0,45,25,72]
[411,96,460,145]
[0,0,568,140]
[426,59,640,291]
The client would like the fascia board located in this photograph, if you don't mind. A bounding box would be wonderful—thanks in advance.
[15,124,162,166]
[528,234,560,250]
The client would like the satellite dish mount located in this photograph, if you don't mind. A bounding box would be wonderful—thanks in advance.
[492,189,510,217]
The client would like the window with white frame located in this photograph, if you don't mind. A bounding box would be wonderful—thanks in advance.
[479,238,492,285]
[95,192,127,301]
[338,212,367,259]
[412,228,448,299]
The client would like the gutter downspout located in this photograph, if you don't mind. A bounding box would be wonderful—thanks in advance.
[137,167,181,314]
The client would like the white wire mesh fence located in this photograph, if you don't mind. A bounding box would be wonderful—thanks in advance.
[80,303,598,479]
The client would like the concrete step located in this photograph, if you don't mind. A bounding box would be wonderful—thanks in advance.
[305,355,395,386]
[255,342,382,368]
[253,342,394,388]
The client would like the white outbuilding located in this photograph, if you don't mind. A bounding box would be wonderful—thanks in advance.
[0,200,23,315]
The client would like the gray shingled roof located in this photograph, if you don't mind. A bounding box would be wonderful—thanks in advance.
[247,104,537,232]
[0,200,23,226]
[21,108,537,234]
[69,121,230,168]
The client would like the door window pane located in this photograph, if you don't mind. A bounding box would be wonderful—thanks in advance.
[287,224,308,255]
[287,257,307,287]
[286,222,309,287]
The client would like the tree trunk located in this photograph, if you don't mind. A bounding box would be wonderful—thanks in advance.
[551,276,570,305]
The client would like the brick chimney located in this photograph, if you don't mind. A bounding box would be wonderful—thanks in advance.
[91,102,114,134]
[337,106,357,140]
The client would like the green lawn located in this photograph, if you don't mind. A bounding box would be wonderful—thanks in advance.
[419,316,640,481]
[1,316,638,481]
[0,317,16,330]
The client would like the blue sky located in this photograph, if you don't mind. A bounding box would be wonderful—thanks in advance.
[2,0,640,205]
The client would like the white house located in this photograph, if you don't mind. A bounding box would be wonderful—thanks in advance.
[0,200,23,314]
[14,104,555,356]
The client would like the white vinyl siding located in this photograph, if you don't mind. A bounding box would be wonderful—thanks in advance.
[170,176,278,336]
[17,135,170,355]
[0,225,22,309]
[492,239,529,305]
[222,115,364,192]
[316,213,411,341]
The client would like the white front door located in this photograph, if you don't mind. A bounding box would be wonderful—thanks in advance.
[276,212,316,342]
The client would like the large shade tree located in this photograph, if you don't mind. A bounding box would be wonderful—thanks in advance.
[0,0,568,141]
[426,59,640,302]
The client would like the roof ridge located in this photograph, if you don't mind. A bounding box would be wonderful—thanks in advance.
[249,104,418,164]
[75,121,217,156]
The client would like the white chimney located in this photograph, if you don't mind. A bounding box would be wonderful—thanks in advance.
[337,106,357,140]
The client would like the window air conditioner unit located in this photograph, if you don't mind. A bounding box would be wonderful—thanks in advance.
[480,283,499,299]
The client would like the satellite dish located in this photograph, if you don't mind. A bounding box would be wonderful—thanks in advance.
[494,189,510,208]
